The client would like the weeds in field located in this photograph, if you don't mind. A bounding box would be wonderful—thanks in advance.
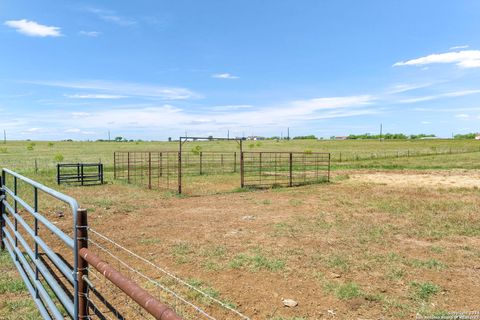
[229,249,285,272]
[171,242,193,264]
[408,258,447,270]
[323,281,363,300]
[410,281,440,301]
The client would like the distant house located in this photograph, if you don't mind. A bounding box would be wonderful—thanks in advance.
[334,136,348,140]
[475,134,480,140]
[247,136,265,141]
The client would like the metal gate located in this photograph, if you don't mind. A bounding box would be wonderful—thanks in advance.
[241,152,331,188]
[0,168,183,319]
[0,168,81,319]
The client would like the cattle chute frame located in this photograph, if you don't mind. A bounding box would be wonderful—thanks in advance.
[113,137,331,194]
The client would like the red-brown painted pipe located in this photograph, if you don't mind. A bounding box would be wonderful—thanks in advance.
[79,247,182,320]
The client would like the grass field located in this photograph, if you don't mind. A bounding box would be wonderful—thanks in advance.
[1,139,480,319]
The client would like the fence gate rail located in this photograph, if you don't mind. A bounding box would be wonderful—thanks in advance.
[0,168,183,320]
[241,151,331,188]
[0,168,80,319]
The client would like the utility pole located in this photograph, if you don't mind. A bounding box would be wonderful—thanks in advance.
[108,130,111,141]
[227,130,230,139]
[287,127,290,140]
[3,130,5,144]
[379,123,383,141]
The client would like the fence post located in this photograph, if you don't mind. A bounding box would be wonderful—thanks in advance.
[0,173,4,251]
[327,153,331,182]
[148,152,152,189]
[127,152,131,183]
[234,152,237,172]
[35,159,38,174]
[240,152,244,188]
[100,164,104,185]
[339,152,342,162]
[159,152,163,177]
[199,152,203,175]
[76,208,89,319]
[289,152,293,187]
[178,151,182,194]
[113,152,117,180]
[80,164,84,186]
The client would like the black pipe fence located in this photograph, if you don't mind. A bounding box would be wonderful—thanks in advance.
[57,163,104,186]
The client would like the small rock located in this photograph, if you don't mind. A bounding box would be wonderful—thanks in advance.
[282,298,298,307]
[242,215,256,221]
[330,272,341,278]
[328,309,336,316]
[56,211,64,218]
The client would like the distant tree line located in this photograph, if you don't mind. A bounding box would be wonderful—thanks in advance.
[454,133,478,139]
[345,133,436,140]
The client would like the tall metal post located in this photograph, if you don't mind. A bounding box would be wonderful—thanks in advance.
[0,173,4,251]
[148,152,152,189]
[233,152,237,173]
[327,153,331,182]
[199,152,203,175]
[240,151,244,188]
[127,152,131,183]
[56,164,60,185]
[113,152,117,180]
[289,152,293,187]
[76,208,89,319]
[178,138,182,194]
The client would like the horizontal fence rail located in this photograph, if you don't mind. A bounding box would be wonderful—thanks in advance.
[242,152,330,188]
[79,247,182,320]
[57,163,104,186]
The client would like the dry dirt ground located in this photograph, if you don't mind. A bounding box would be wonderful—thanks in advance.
[4,170,480,319]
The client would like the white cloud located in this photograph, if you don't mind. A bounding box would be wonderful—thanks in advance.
[79,31,101,37]
[450,45,469,50]
[87,8,136,26]
[399,89,480,104]
[26,127,41,132]
[4,19,61,37]
[65,93,127,99]
[387,82,435,94]
[393,50,480,69]
[421,121,431,124]
[71,112,91,117]
[455,114,470,119]
[212,73,239,79]
[65,128,81,133]
[29,80,198,100]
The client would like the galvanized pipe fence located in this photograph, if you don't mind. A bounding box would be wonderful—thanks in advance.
[0,168,184,319]
[113,151,331,194]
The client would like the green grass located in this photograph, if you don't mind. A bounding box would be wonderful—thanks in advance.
[410,281,440,301]
[229,249,286,272]
[323,281,363,300]
[1,139,480,176]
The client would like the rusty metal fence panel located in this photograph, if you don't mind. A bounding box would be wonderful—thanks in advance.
[241,152,330,188]
[114,151,179,192]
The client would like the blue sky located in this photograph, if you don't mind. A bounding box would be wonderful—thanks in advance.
[1,1,480,140]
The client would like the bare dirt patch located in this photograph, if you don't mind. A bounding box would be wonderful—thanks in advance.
[56,171,480,319]
[349,170,480,189]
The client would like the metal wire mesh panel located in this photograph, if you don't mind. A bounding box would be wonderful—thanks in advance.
[114,151,179,192]
[242,152,330,188]
[181,152,238,176]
